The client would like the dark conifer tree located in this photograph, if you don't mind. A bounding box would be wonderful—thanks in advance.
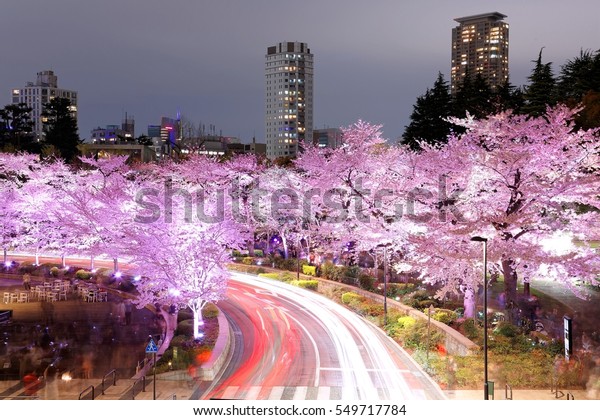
[522,48,557,117]
[42,97,81,162]
[402,72,453,150]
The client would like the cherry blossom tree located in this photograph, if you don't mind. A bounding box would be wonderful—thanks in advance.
[125,157,246,343]
[51,156,135,270]
[409,106,600,319]
[295,121,419,270]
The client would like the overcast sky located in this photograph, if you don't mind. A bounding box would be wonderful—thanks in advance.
[2,0,599,143]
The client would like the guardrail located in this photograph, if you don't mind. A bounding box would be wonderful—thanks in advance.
[101,369,117,395]
[132,376,146,400]
[79,385,95,400]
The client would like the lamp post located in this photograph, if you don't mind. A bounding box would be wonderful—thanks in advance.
[383,245,388,325]
[376,243,391,326]
[471,236,489,400]
[296,236,301,281]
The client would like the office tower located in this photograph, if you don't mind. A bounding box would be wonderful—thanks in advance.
[451,12,509,94]
[265,41,313,160]
[11,70,78,140]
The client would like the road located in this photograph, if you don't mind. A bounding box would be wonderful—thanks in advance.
[206,272,445,400]
[5,254,445,400]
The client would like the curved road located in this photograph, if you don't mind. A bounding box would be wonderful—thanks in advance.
[207,272,445,400]
[5,254,444,400]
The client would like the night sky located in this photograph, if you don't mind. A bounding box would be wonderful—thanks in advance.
[2,0,599,143]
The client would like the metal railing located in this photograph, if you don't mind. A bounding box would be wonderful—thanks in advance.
[101,369,117,395]
[131,376,146,400]
[505,384,512,400]
[551,379,564,399]
[79,385,95,400]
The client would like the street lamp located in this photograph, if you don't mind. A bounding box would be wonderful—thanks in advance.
[471,236,489,400]
[376,243,392,325]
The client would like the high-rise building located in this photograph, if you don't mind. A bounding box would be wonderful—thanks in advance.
[450,12,509,94]
[11,70,78,140]
[265,41,313,160]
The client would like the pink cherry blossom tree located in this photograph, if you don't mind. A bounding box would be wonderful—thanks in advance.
[409,106,600,319]
[124,157,246,343]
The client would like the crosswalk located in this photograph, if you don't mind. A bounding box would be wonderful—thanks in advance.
[211,385,427,400]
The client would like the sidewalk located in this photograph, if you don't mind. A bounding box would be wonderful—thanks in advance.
[445,388,593,400]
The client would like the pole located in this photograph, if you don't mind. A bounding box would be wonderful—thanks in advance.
[482,240,489,400]
[471,236,489,400]
[153,352,156,400]
[113,258,118,273]
[383,246,388,325]
[296,237,300,281]
[426,304,433,371]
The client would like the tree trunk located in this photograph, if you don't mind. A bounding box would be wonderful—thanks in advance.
[157,306,178,355]
[463,287,476,319]
[501,259,519,322]
[247,239,255,257]
[281,234,289,259]
[193,305,205,340]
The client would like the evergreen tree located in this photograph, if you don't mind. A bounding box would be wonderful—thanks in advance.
[452,72,494,120]
[491,80,524,114]
[557,49,600,102]
[402,72,453,150]
[0,103,37,153]
[522,48,557,117]
[42,97,81,162]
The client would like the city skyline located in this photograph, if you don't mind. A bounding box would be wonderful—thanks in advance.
[2,0,599,143]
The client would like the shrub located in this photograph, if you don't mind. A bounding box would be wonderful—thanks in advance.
[170,334,194,348]
[18,261,37,274]
[358,273,375,291]
[359,302,384,317]
[50,266,60,277]
[241,256,255,265]
[272,257,305,272]
[397,316,417,329]
[76,269,92,280]
[386,283,416,297]
[290,280,318,290]
[253,249,264,257]
[341,292,363,305]
[176,319,194,336]
[402,289,440,309]
[341,266,361,285]
[461,318,480,341]
[258,272,280,280]
[302,265,316,276]
[493,321,520,338]
[232,250,242,257]
[258,272,295,282]
[117,278,135,292]
[94,267,113,284]
[177,309,194,322]
[256,267,266,274]
[430,308,458,325]
[321,262,345,282]
[202,303,219,319]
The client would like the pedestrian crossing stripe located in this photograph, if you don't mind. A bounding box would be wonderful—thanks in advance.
[145,338,158,353]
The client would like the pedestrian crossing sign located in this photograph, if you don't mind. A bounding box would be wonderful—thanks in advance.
[146,338,158,353]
